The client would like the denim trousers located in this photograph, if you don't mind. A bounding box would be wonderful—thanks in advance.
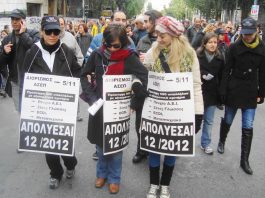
[149,152,176,167]
[96,145,123,184]
[224,106,256,129]
[201,105,216,148]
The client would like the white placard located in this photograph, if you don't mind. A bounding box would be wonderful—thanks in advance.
[103,75,132,155]
[18,73,80,156]
[140,71,195,156]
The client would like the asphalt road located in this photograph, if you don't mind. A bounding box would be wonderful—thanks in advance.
[0,96,265,198]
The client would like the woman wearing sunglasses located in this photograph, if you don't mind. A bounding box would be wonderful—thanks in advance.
[80,23,148,194]
[21,16,81,189]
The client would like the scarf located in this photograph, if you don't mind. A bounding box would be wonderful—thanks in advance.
[40,38,60,54]
[242,36,260,49]
[100,46,133,75]
[204,51,215,63]
[153,48,193,73]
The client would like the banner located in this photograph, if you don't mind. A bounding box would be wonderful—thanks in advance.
[140,72,195,156]
[19,73,80,156]
[103,75,132,155]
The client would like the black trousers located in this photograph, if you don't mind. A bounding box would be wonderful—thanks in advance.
[135,107,148,155]
[45,154,77,180]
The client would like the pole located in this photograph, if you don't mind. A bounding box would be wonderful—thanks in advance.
[254,0,258,5]
[82,0,85,20]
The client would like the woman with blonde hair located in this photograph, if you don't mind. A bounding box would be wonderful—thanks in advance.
[143,16,203,198]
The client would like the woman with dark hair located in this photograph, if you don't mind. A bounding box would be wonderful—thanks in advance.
[76,23,92,63]
[196,32,224,155]
[81,23,148,194]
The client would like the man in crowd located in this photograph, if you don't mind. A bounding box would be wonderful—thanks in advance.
[0,9,40,112]
[58,16,84,121]
[132,10,163,163]
[132,15,147,46]
[187,18,202,43]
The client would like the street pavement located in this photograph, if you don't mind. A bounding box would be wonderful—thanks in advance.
[0,96,265,198]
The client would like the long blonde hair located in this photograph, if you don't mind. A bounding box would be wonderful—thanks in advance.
[151,35,195,72]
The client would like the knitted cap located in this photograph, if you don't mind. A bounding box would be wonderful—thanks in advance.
[155,16,184,37]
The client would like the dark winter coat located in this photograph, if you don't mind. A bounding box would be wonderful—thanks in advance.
[136,34,156,53]
[220,38,265,108]
[197,51,224,107]
[218,41,229,64]
[80,48,148,148]
[76,33,92,58]
[0,29,40,84]
[187,26,202,43]
[191,30,205,50]
[22,42,81,78]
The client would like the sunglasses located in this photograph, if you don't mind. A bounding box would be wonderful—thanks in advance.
[105,42,121,49]
[44,29,60,36]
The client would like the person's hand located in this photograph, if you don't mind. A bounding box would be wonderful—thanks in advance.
[132,82,148,98]
[19,19,27,34]
[257,97,264,104]
[4,42,13,54]
[139,52,146,63]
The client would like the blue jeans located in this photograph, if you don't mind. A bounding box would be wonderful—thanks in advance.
[224,106,256,129]
[149,152,176,167]
[96,145,123,184]
[201,106,216,148]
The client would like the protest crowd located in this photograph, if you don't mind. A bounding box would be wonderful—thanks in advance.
[1,6,265,198]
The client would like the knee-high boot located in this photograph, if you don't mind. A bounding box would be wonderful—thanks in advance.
[240,128,253,175]
[217,118,231,154]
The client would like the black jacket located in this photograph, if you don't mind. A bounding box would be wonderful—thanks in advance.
[197,51,224,107]
[81,48,148,147]
[22,42,81,79]
[191,30,205,50]
[220,38,265,108]
[0,29,40,83]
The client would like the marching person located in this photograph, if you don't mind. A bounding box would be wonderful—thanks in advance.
[143,16,203,198]
[132,9,163,164]
[80,23,148,194]
[21,16,81,189]
[196,32,224,155]
[218,17,265,175]
[0,9,39,111]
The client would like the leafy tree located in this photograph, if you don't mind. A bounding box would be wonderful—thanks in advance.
[124,0,146,18]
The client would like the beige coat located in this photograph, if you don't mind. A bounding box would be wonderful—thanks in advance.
[143,49,204,115]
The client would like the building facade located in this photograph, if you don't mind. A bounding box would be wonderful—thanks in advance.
[0,0,84,17]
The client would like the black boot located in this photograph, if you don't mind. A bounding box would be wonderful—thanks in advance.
[217,118,231,154]
[160,164,175,186]
[240,128,253,175]
[150,166,160,185]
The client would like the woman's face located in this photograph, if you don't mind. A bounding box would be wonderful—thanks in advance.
[79,25,84,34]
[156,32,173,48]
[105,38,121,53]
[42,29,60,46]
[205,37,218,53]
